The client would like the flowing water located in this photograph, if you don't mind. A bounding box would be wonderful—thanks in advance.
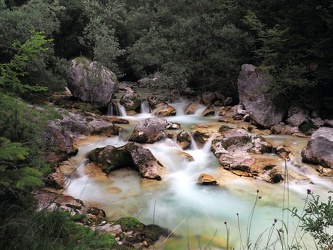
[65,96,333,249]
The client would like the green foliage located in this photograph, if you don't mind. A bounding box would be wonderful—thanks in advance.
[290,191,333,248]
[79,0,126,75]
[0,209,117,249]
[0,30,51,94]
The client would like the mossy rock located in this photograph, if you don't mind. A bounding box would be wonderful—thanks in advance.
[143,224,170,241]
[113,217,144,232]
[218,125,233,133]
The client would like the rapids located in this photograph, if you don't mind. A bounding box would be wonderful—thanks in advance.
[64,96,333,249]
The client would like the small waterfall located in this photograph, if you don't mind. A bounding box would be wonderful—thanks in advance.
[118,103,127,116]
[140,100,150,114]
[190,133,199,150]
[107,102,114,116]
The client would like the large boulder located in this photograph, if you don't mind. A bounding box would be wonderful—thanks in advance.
[211,129,272,174]
[88,143,164,180]
[87,145,134,174]
[237,64,287,127]
[301,127,333,168]
[68,57,118,109]
[129,117,170,143]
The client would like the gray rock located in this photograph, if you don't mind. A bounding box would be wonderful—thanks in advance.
[125,142,163,180]
[237,64,287,127]
[201,92,216,105]
[41,122,76,168]
[286,106,309,127]
[301,127,333,168]
[129,117,169,143]
[68,57,118,109]
[120,91,141,112]
[176,130,191,149]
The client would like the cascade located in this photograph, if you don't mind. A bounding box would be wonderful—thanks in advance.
[140,100,150,114]
[64,97,332,249]
[118,103,127,116]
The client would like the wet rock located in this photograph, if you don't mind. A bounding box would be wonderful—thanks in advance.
[87,145,134,174]
[276,145,291,160]
[176,130,191,149]
[120,90,141,112]
[197,173,218,185]
[184,96,203,115]
[68,57,118,109]
[154,105,176,117]
[191,131,207,149]
[211,129,273,174]
[147,96,168,110]
[125,142,164,180]
[301,127,333,168]
[202,106,215,116]
[237,64,287,127]
[261,165,311,184]
[129,117,169,143]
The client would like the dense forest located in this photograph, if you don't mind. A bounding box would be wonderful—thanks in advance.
[1,0,333,248]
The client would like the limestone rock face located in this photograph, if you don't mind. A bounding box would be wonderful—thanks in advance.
[68,57,118,109]
[237,64,287,127]
[125,142,163,180]
[302,127,333,168]
[129,117,170,143]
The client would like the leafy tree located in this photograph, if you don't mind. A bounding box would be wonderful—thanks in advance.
[0,30,51,95]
